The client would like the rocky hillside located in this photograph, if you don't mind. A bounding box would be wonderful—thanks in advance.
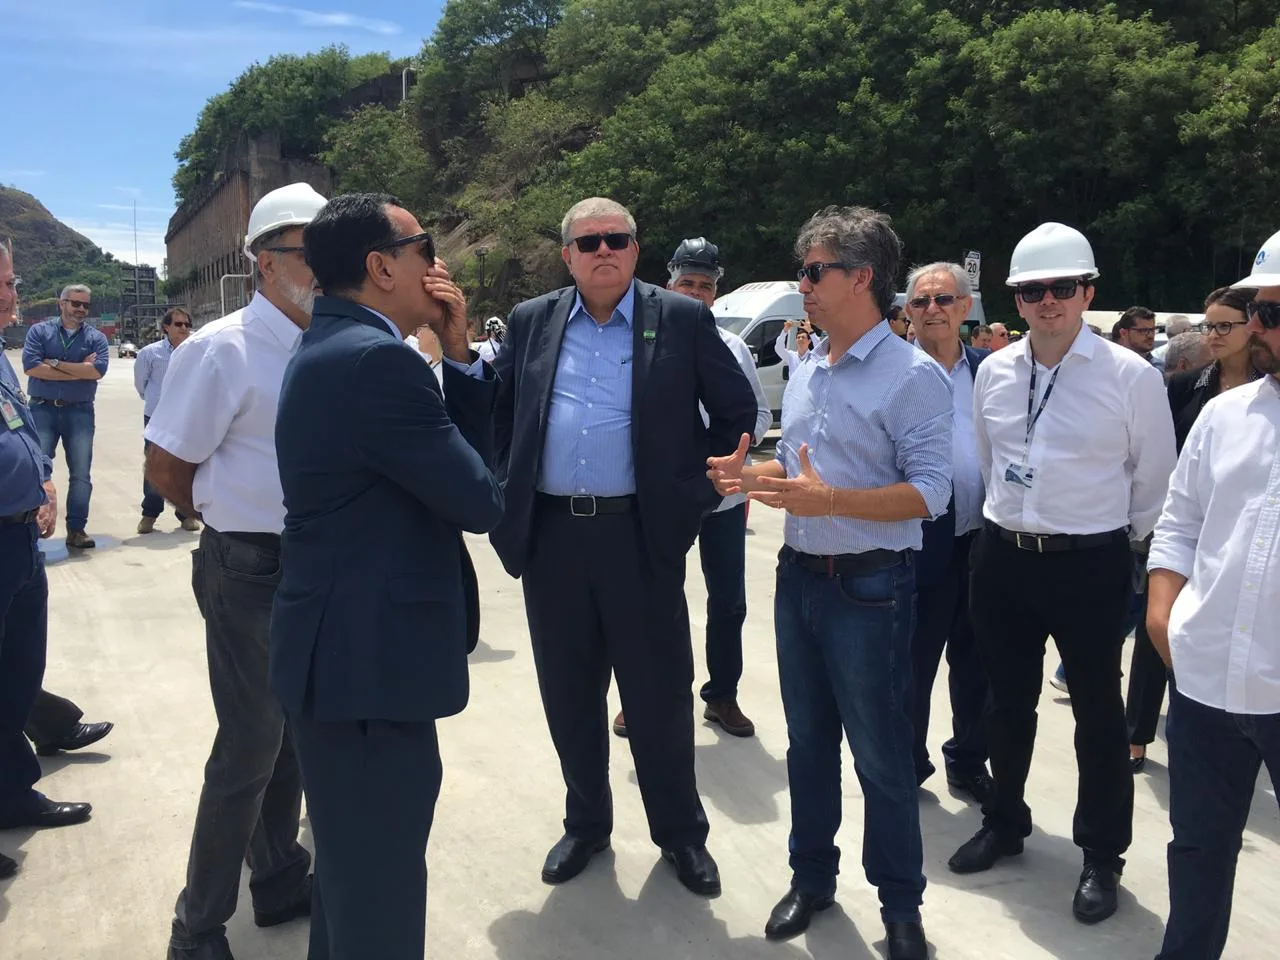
[0,186,122,301]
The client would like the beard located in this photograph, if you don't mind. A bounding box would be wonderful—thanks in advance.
[1249,334,1280,375]
[277,274,316,316]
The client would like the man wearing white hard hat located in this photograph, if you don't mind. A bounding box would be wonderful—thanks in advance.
[1147,227,1280,959]
[948,223,1177,926]
[145,182,327,960]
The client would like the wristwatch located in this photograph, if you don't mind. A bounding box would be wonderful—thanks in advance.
[49,359,60,369]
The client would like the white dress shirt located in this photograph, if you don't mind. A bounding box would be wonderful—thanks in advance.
[973,322,1176,538]
[1149,376,1280,714]
[144,293,301,533]
[706,328,772,513]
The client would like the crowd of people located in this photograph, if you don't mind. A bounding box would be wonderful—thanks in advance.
[0,184,1277,960]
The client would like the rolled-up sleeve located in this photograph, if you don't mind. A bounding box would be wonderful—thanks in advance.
[1148,415,1206,578]
[889,363,954,519]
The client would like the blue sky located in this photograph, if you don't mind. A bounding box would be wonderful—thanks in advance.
[1,0,441,273]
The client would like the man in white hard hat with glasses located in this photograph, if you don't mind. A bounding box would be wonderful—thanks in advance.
[1147,228,1280,959]
[948,222,1177,926]
[145,182,327,960]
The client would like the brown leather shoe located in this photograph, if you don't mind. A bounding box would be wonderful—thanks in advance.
[66,529,96,549]
[612,710,627,738]
[704,699,755,737]
[137,517,156,534]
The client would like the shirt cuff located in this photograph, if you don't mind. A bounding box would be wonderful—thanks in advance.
[442,355,487,379]
[1146,543,1195,579]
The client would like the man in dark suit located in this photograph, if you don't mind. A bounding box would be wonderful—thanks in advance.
[903,262,994,804]
[487,197,757,895]
[270,193,504,960]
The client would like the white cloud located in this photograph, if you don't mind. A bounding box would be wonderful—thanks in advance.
[232,1,401,36]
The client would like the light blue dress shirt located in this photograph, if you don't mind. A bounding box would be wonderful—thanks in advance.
[778,320,953,554]
[538,286,637,497]
[134,337,174,418]
[917,342,984,537]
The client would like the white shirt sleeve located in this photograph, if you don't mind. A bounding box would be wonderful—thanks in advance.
[1126,365,1179,539]
[1148,416,1207,579]
[972,360,994,492]
[143,339,238,465]
[775,329,799,375]
[724,334,772,444]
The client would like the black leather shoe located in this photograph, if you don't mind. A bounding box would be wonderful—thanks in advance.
[541,834,609,884]
[0,796,92,830]
[764,886,834,940]
[948,826,1023,874]
[1072,863,1119,924]
[0,851,16,879]
[946,770,996,806]
[661,845,721,896]
[166,934,235,960]
[885,921,929,960]
[1129,754,1146,774]
[34,721,114,756]
[254,874,312,927]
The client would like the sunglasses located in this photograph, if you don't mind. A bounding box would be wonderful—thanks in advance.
[907,294,962,309]
[797,262,852,285]
[371,231,436,264]
[168,320,192,329]
[1246,300,1280,329]
[262,245,305,256]
[64,299,90,310]
[571,232,632,253]
[1016,279,1086,303]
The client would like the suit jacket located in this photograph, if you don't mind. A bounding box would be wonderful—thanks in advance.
[269,296,504,723]
[915,344,990,589]
[489,279,758,576]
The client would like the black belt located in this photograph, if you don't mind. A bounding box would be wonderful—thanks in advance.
[0,509,38,526]
[207,527,281,550]
[537,493,636,517]
[780,545,906,577]
[986,521,1129,554]
[30,398,91,408]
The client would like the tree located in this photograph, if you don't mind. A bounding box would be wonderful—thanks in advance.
[322,105,435,211]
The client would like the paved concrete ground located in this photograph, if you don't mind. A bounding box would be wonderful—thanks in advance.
[3,356,1277,959]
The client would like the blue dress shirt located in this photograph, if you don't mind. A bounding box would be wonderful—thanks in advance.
[134,337,174,418]
[0,351,51,514]
[538,286,637,496]
[23,318,110,403]
[779,320,954,554]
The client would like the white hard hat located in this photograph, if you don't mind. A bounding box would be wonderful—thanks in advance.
[1233,228,1280,287]
[1006,222,1100,286]
[243,182,328,262]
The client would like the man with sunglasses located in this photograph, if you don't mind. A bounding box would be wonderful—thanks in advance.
[949,222,1177,927]
[488,197,757,898]
[1113,305,1163,371]
[145,182,327,960]
[902,263,994,807]
[1146,230,1280,960]
[21,283,109,550]
[989,322,1011,350]
[134,307,199,534]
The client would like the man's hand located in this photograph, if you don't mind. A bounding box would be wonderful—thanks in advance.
[706,433,751,496]
[37,480,57,538]
[1146,568,1186,670]
[422,258,471,363]
[750,444,832,516]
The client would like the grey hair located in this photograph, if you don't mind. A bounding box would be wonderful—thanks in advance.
[561,197,637,245]
[667,263,719,283]
[1164,314,1194,337]
[795,206,901,315]
[59,283,91,299]
[1165,331,1211,373]
[905,262,972,300]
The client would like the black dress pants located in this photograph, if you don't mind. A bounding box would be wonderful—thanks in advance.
[24,688,82,746]
[1125,590,1168,747]
[521,502,709,850]
[969,528,1134,870]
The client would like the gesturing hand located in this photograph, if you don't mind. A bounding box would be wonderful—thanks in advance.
[749,444,832,516]
[706,433,751,496]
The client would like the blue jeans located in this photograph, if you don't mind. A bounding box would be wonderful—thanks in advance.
[29,402,95,531]
[697,503,747,702]
[1157,684,1280,959]
[774,548,925,923]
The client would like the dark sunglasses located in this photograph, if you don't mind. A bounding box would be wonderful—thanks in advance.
[1016,279,1086,303]
[262,245,305,255]
[1246,300,1280,329]
[571,232,632,253]
[371,231,436,264]
[907,294,961,309]
[168,320,192,329]
[63,299,90,310]
[797,262,852,285]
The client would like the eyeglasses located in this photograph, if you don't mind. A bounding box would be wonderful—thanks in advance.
[1129,326,1157,335]
[168,320,192,329]
[371,231,436,264]
[1246,300,1280,329]
[907,294,963,309]
[262,245,305,255]
[1203,320,1246,336]
[797,262,852,285]
[1015,279,1086,303]
[63,299,90,310]
[571,232,633,254]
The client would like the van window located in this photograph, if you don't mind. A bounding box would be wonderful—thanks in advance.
[715,316,753,336]
[745,319,786,367]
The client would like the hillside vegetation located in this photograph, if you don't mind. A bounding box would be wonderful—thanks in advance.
[172,2,1280,319]
[0,186,122,302]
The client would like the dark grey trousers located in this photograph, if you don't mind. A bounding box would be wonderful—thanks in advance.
[24,688,82,746]
[169,528,310,952]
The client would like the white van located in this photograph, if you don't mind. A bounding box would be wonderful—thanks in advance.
[711,281,806,423]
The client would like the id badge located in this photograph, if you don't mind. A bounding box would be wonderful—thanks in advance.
[1,398,23,431]
[1003,460,1035,489]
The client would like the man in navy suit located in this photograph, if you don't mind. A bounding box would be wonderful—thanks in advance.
[270,193,504,960]
[903,262,994,804]
[486,197,757,895]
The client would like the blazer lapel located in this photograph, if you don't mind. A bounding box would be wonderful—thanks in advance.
[535,290,576,435]
[630,282,660,452]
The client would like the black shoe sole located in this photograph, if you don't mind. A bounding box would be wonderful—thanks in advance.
[612,724,628,738]
[947,840,1023,874]
[764,896,834,940]
[254,900,310,928]
[702,707,755,738]
[1073,900,1118,925]
[541,839,609,884]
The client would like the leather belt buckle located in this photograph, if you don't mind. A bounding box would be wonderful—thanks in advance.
[1014,531,1047,553]
[569,495,597,518]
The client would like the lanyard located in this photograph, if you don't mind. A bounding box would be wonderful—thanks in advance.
[58,325,82,353]
[1024,359,1061,453]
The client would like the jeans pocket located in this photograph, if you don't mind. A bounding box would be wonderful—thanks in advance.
[835,570,897,608]
[218,539,282,583]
